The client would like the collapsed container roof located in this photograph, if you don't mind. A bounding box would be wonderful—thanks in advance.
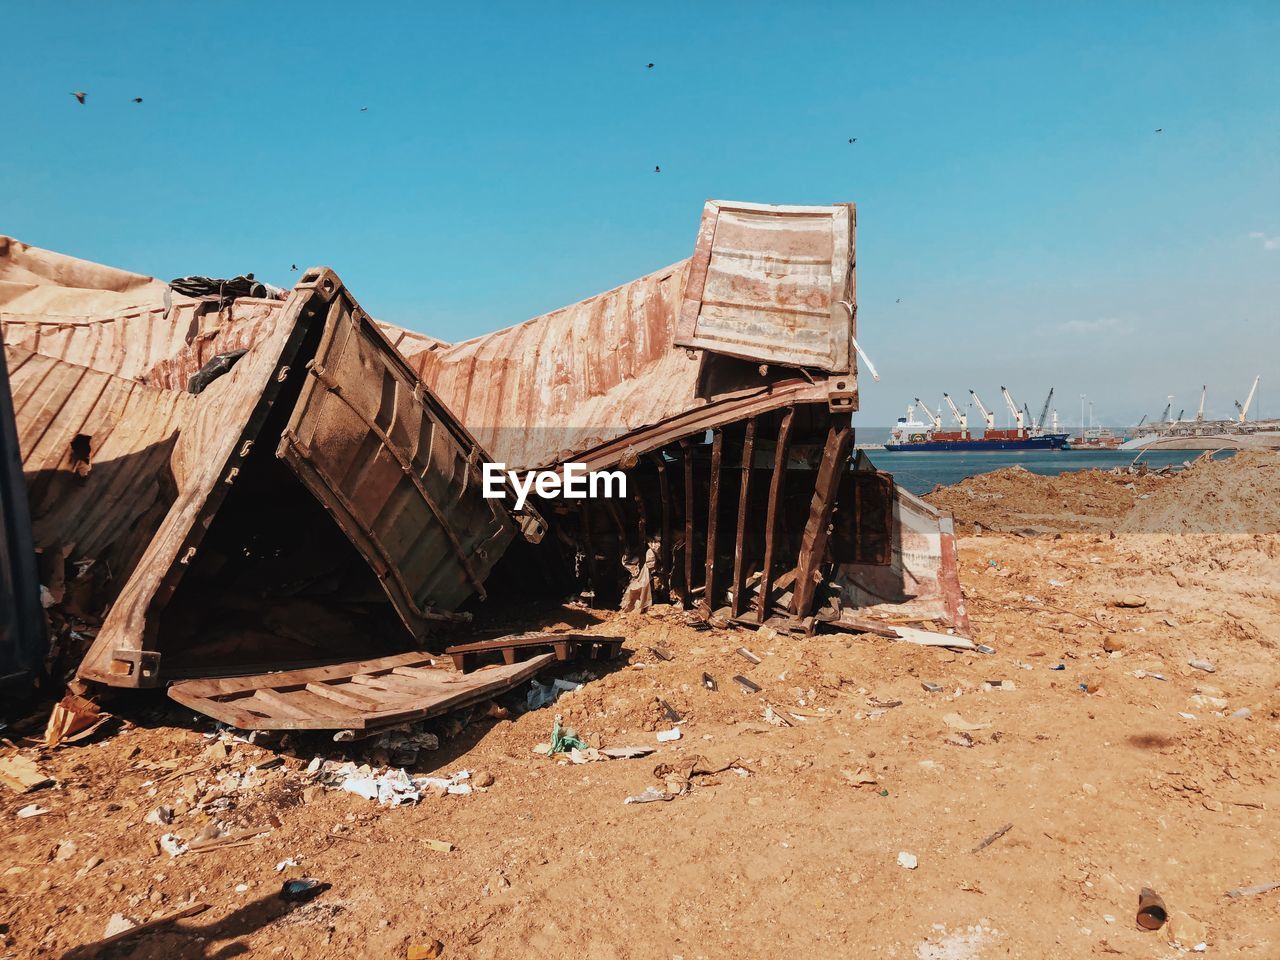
[396,200,859,472]
[1,252,543,704]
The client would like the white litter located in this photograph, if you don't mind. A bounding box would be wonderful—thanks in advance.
[16,804,48,819]
[656,728,682,743]
[898,851,918,870]
[159,834,188,858]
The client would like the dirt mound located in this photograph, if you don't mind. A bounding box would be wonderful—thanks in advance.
[1119,450,1280,534]
[925,464,1165,532]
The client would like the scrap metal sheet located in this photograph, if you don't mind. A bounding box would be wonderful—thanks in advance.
[674,201,855,373]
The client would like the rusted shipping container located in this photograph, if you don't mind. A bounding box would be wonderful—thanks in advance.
[76,268,540,689]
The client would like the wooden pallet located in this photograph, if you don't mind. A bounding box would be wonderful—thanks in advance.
[444,632,624,673]
[168,652,552,731]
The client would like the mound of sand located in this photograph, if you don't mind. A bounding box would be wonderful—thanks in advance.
[924,464,1166,532]
[1118,449,1280,534]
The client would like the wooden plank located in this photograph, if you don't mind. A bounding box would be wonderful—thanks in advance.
[349,673,434,696]
[704,429,723,611]
[791,414,853,616]
[730,419,757,618]
[170,651,432,699]
[169,655,555,731]
[304,682,386,711]
[757,408,795,623]
[246,688,318,721]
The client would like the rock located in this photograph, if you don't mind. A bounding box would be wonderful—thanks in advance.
[472,770,495,788]
[104,914,135,938]
[1114,595,1147,608]
[1188,658,1216,673]
[407,942,445,960]
[302,785,324,804]
[1082,783,1098,796]
[1166,911,1208,950]
[1102,636,1126,653]
[1202,798,1223,812]
[897,851,918,870]
[144,805,174,826]
[54,840,78,862]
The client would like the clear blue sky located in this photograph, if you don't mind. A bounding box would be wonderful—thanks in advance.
[3,1,1277,425]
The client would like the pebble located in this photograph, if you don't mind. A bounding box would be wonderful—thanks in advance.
[1188,659,1216,673]
[473,770,495,788]
[897,851,918,870]
[1081,783,1098,796]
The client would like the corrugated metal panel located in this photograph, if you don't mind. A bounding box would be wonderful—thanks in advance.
[410,261,701,471]
[0,328,44,694]
[279,273,543,633]
[673,200,855,373]
[1,235,287,391]
[76,268,535,688]
[4,345,195,584]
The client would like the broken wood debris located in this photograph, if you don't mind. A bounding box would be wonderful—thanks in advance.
[971,822,1014,853]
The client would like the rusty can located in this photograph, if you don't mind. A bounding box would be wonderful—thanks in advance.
[1136,887,1167,930]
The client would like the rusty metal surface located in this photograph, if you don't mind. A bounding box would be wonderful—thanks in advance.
[72,268,532,687]
[0,329,44,695]
[674,201,855,373]
[4,344,195,587]
[279,276,543,632]
[1,237,288,393]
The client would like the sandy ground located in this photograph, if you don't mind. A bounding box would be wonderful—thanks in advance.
[2,452,1278,959]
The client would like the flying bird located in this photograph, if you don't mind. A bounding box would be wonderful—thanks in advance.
[132,97,143,104]
[290,264,298,271]
[895,298,902,303]
[71,91,86,104]
[647,62,654,69]
[848,138,857,143]
[1155,127,1163,133]
[654,165,661,173]
[360,106,368,112]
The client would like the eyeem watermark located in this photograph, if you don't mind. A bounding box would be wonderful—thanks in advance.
[483,463,627,511]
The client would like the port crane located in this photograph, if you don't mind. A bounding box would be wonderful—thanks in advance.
[969,390,995,432]
[1196,385,1206,422]
[1235,375,1260,423]
[914,398,942,431]
[1136,413,1147,429]
[1000,386,1026,436]
[942,393,969,437]
[1036,387,1055,433]
[1160,398,1173,423]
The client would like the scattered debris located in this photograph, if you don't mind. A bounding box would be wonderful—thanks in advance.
[0,752,54,793]
[897,851,918,870]
[656,728,681,743]
[44,693,112,747]
[736,646,762,664]
[702,672,717,691]
[279,878,329,902]
[1188,658,1217,673]
[624,786,671,804]
[159,834,188,858]
[971,822,1013,853]
[1226,880,1280,898]
[734,675,762,694]
[16,803,48,818]
[1136,887,1168,930]
[942,713,991,732]
[1165,911,1208,951]
[424,839,453,853]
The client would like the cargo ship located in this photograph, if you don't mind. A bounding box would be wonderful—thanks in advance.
[885,387,1072,451]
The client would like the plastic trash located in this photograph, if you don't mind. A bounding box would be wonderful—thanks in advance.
[279,878,329,902]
